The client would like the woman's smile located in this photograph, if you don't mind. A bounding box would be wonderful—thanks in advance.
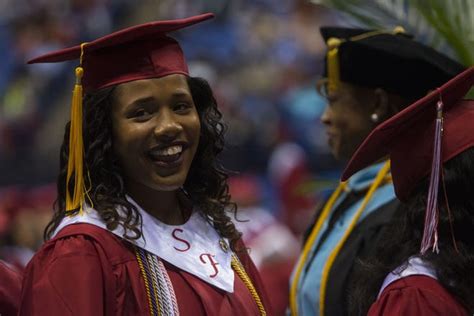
[147,143,188,168]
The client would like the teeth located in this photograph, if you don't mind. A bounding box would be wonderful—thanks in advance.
[152,145,183,156]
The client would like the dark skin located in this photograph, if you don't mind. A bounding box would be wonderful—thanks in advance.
[111,74,201,225]
[318,79,403,162]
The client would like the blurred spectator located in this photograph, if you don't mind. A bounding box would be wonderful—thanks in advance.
[0,260,22,316]
[229,174,299,316]
[0,184,55,269]
[268,142,317,237]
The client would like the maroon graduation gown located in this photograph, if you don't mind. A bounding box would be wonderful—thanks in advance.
[0,260,22,316]
[368,275,469,316]
[19,223,272,315]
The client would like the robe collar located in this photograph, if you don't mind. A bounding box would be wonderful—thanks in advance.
[378,256,437,298]
[53,197,235,292]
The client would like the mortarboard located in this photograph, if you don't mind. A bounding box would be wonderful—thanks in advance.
[27,13,214,212]
[341,66,474,253]
[28,13,214,93]
[320,26,465,100]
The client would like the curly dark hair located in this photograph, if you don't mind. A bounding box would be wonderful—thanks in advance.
[44,76,242,249]
[348,147,474,315]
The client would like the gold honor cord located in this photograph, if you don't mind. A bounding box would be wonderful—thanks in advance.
[135,248,157,316]
[231,255,267,316]
[289,161,391,316]
[136,250,266,315]
[318,161,391,315]
[289,180,347,315]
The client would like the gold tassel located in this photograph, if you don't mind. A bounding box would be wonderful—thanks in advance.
[66,43,87,213]
[326,37,341,94]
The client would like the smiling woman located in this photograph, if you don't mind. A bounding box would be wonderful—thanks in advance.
[111,75,202,223]
[18,14,270,316]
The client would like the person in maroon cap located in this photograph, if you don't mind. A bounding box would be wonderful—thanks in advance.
[342,67,474,315]
[19,14,270,316]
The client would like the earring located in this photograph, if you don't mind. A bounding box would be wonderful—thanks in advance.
[371,113,379,123]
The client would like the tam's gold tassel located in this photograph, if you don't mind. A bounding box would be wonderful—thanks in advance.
[327,37,341,94]
[66,43,87,213]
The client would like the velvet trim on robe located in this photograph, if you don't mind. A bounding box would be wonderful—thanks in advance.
[19,223,272,316]
[0,260,22,316]
[368,275,469,316]
[294,162,399,316]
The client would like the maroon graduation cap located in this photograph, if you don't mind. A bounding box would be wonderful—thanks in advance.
[27,13,214,213]
[341,66,474,253]
[28,13,214,93]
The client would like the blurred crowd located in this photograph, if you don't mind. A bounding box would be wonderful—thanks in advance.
[0,1,347,314]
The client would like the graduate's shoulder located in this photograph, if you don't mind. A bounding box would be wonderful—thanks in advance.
[20,224,123,315]
[370,276,468,316]
[35,223,134,266]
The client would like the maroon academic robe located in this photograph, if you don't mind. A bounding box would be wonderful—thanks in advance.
[368,275,469,316]
[0,260,22,316]
[19,223,272,315]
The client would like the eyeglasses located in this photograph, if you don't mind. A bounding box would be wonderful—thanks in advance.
[316,78,329,99]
